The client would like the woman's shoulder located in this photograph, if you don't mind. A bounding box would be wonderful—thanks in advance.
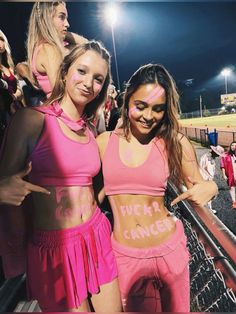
[96,131,120,158]
[96,131,111,148]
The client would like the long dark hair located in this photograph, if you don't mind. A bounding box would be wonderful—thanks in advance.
[121,63,184,186]
[228,141,236,156]
[44,40,111,122]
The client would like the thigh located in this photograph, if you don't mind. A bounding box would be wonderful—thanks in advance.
[160,264,190,312]
[69,299,91,312]
[91,278,122,312]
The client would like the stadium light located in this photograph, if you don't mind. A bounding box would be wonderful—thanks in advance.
[221,68,232,94]
[104,3,121,91]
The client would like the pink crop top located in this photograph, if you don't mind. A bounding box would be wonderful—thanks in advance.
[28,109,101,186]
[103,132,169,196]
[32,44,52,96]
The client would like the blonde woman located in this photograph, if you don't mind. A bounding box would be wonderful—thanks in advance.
[0,41,121,312]
[27,1,87,97]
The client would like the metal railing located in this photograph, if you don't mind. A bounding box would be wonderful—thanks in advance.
[166,181,236,312]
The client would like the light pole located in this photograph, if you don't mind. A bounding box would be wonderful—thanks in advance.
[221,68,231,94]
[105,3,121,91]
[199,94,203,118]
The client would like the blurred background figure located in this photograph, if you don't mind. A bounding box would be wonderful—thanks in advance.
[104,83,117,130]
[16,1,87,102]
[220,142,236,209]
[107,91,124,131]
[0,29,24,143]
[200,145,224,214]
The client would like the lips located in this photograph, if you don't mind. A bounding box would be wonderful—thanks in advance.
[139,121,153,128]
[79,89,92,96]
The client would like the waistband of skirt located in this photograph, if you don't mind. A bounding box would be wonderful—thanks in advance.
[31,207,104,245]
[111,219,186,258]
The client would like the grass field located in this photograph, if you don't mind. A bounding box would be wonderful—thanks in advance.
[179,113,236,128]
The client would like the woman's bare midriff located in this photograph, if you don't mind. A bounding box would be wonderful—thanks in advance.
[109,194,177,248]
[31,185,97,230]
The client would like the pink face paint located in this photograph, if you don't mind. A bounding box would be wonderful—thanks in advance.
[137,225,151,238]
[55,205,73,220]
[130,229,140,240]
[54,187,93,220]
[119,203,162,216]
[70,73,80,84]
[124,230,130,240]
[128,106,139,119]
[143,204,152,216]
[122,218,175,241]
[152,201,161,212]
[144,85,165,103]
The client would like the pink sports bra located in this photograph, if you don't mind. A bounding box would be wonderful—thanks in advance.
[32,44,52,96]
[103,132,169,196]
[28,107,101,186]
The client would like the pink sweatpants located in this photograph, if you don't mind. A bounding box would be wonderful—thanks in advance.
[112,219,190,312]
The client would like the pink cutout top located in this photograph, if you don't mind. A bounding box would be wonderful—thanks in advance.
[103,132,169,196]
[31,44,52,96]
[28,108,101,186]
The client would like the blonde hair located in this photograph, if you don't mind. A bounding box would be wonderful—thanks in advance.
[26,1,65,86]
[0,30,14,71]
[44,40,111,122]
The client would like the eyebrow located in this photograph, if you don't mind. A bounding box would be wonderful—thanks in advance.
[77,64,105,79]
[58,12,67,17]
[134,100,166,107]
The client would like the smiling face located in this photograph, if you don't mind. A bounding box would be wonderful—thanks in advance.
[64,50,108,110]
[52,3,69,40]
[128,83,166,141]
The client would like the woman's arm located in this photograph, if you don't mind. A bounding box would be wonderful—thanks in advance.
[93,132,110,205]
[0,108,44,177]
[171,135,218,207]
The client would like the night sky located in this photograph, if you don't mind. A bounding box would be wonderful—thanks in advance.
[1,1,236,112]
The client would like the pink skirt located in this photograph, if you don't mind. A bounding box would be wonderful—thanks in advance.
[27,207,118,311]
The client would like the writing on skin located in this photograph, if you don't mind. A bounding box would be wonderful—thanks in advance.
[55,187,91,220]
[123,218,173,240]
[120,201,161,216]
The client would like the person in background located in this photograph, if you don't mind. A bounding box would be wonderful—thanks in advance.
[104,84,117,129]
[0,30,24,142]
[107,91,124,131]
[26,1,87,98]
[95,63,218,312]
[16,62,46,107]
[199,145,224,214]
[0,41,121,312]
[220,141,236,209]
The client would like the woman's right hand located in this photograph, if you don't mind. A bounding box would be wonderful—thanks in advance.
[0,162,50,206]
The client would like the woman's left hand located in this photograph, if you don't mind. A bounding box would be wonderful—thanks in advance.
[171,177,218,207]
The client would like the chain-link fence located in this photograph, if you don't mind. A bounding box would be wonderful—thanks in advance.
[166,182,236,312]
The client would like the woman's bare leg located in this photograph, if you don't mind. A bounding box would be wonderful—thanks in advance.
[91,278,122,312]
